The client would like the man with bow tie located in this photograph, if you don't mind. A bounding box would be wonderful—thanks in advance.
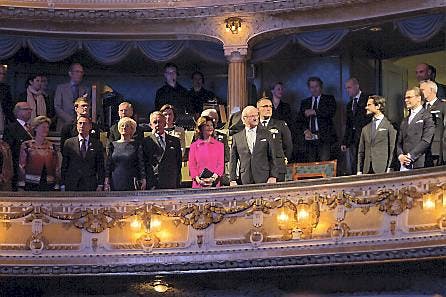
[230,106,278,185]
[357,95,396,174]
[61,115,104,191]
[397,87,435,170]
[419,80,446,166]
[341,78,372,175]
[143,111,182,189]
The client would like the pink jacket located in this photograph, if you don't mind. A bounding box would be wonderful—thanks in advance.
[188,137,224,188]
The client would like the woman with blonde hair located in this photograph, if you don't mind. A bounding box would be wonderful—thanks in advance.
[18,116,59,191]
[105,117,146,191]
[188,116,224,188]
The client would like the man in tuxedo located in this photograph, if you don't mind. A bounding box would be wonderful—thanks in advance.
[230,106,277,185]
[341,78,372,175]
[397,87,435,170]
[420,80,446,166]
[416,63,445,100]
[257,97,293,182]
[270,82,293,127]
[299,77,337,162]
[108,101,144,143]
[357,95,397,174]
[54,63,89,131]
[3,102,33,191]
[60,97,101,154]
[61,115,104,191]
[143,111,182,189]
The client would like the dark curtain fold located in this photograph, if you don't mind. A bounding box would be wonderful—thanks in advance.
[396,13,445,42]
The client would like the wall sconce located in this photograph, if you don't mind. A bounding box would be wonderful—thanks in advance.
[225,17,242,34]
[423,194,436,210]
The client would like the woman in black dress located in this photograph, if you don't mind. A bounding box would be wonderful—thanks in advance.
[104,117,146,191]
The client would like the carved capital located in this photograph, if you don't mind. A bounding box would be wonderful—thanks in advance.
[224,46,248,62]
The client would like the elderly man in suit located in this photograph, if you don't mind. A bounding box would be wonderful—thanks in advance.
[108,101,144,143]
[357,95,396,174]
[257,97,293,182]
[3,102,33,191]
[54,63,89,131]
[61,115,104,191]
[419,80,446,166]
[230,106,277,186]
[341,78,372,175]
[397,87,435,170]
[143,111,182,189]
[299,76,337,162]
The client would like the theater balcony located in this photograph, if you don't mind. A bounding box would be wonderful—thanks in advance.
[0,167,446,295]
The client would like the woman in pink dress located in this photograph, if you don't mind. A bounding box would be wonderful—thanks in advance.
[188,116,224,188]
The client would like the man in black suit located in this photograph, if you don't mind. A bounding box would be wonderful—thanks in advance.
[60,97,101,154]
[270,82,293,127]
[357,95,397,174]
[299,77,337,162]
[0,65,15,131]
[230,106,278,185]
[61,115,105,191]
[3,102,33,191]
[397,87,435,170]
[108,101,144,143]
[341,78,372,175]
[257,97,293,182]
[420,80,446,166]
[143,111,182,189]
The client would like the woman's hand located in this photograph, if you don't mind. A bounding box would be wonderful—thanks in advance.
[139,178,147,190]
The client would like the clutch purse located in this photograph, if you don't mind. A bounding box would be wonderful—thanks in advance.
[199,168,214,179]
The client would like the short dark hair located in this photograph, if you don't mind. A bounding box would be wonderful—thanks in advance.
[307,76,323,88]
[25,74,42,87]
[368,95,386,112]
[164,62,178,73]
[69,63,83,73]
[76,115,92,123]
[428,64,437,81]
[159,104,176,120]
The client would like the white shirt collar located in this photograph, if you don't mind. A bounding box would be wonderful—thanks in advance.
[426,98,438,106]
[78,134,90,142]
[374,114,384,120]
[245,126,257,133]
[355,91,362,100]
[17,119,27,127]
[411,105,423,115]
[260,118,270,126]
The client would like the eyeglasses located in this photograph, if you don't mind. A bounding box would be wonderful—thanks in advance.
[244,114,259,118]
[404,95,418,99]
[259,105,272,108]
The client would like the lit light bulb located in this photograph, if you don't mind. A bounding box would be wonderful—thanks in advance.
[130,218,141,229]
[237,24,242,32]
[297,209,309,221]
[423,198,435,210]
[151,218,161,229]
[277,211,289,224]
[153,280,168,293]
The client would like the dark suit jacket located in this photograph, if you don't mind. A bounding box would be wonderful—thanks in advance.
[143,133,182,189]
[424,99,446,163]
[226,111,244,136]
[60,121,101,155]
[265,118,293,174]
[272,101,293,127]
[396,108,435,169]
[0,83,15,123]
[61,136,105,191]
[343,92,372,147]
[230,126,278,184]
[357,117,396,174]
[299,94,337,143]
[436,82,446,101]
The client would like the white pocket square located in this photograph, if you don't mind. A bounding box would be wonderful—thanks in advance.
[416,120,423,123]
[378,128,387,131]
[431,110,440,114]
[169,146,175,149]
[260,138,267,142]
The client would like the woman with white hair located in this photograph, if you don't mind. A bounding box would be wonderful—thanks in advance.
[104,117,146,191]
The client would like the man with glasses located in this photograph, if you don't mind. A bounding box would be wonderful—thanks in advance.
[257,96,292,182]
[230,106,277,185]
[54,63,90,131]
[397,87,435,170]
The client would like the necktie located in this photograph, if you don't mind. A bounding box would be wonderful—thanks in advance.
[262,120,268,127]
[310,97,318,133]
[247,129,255,153]
[352,98,359,114]
[80,138,87,158]
[371,118,378,141]
[71,84,79,100]
[426,103,432,111]
[24,123,32,135]
[157,135,166,151]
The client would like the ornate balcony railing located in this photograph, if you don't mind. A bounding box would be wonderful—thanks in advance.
[0,166,445,276]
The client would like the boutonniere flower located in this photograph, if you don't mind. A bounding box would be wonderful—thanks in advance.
[91,130,96,134]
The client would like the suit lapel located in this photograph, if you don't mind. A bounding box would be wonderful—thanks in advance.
[150,133,165,160]
[239,130,251,155]
[408,109,424,127]
[74,137,82,158]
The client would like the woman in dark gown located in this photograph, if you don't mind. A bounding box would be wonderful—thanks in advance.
[104,117,145,191]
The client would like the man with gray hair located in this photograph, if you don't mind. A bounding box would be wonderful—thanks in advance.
[419,80,446,165]
[229,106,277,185]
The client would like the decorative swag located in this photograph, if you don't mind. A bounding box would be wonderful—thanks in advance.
[0,14,443,64]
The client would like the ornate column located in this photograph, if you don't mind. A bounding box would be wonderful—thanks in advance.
[225,46,248,115]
